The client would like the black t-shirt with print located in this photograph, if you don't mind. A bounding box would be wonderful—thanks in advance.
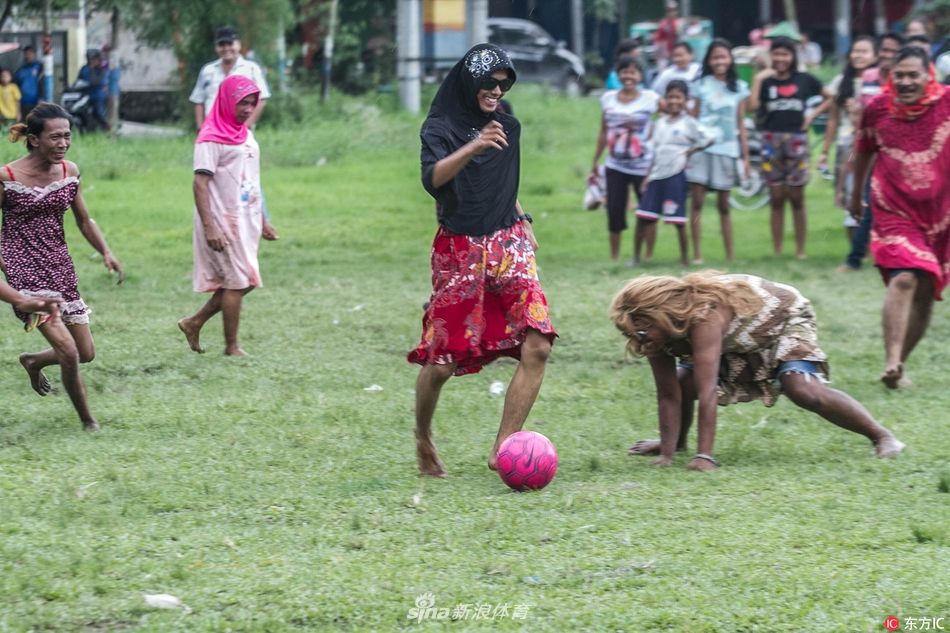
[758,72,824,132]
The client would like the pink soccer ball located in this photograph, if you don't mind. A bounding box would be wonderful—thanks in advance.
[496,431,558,491]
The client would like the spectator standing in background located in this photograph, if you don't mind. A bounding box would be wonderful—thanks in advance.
[0,69,22,125]
[190,26,271,130]
[606,38,644,90]
[651,41,701,97]
[77,49,109,130]
[798,33,822,71]
[14,46,42,119]
[654,1,681,70]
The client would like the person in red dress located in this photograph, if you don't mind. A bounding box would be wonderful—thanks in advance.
[408,44,556,477]
[851,46,950,388]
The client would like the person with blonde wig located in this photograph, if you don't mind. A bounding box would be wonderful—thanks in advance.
[609,271,904,470]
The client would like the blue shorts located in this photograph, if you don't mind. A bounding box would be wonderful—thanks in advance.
[636,171,688,224]
[679,359,827,383]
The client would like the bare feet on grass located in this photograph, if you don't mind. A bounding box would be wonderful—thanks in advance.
[83,419,100,432]
[881,363,902,389]
[177,318,204,354]
[686,456,719,471]
[416,439,446,478]
[874,434,905,458]
[19,353,51,396]
[224,346,248,357]
[262,219,279,241]
[628,439,662,456]
[650,456,673,467]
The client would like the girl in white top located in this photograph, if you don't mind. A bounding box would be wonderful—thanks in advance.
[636,81,715,266]
[591,55,660,262]
[686,38,752,263]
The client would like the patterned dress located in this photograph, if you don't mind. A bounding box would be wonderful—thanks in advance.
[678,274,828,407]
[1,163,88,325]
[856,90,950,298]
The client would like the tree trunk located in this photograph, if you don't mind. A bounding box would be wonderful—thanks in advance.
[0,0,16,34]
[108,7,120,132]
[783,0,798,29]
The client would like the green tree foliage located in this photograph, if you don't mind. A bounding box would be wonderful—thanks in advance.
[112,0,291,92]
[923,0,950,39]
[585,0,618,22]
[291,0,396,92]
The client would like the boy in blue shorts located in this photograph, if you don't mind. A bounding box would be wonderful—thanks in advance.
[636,80,715,266]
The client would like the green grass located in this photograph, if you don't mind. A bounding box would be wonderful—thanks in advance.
[0,87,948,632]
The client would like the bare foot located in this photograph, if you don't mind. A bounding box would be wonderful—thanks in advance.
[177,319,205,354]
[224,347,248,357]
[262,219,279,241]
[874,435,905,458]
[836,263,859,272]
[686,456,719,471]
[691,258,704,266]
[650,456,673,466]
[416,439,446,478]
[83,419,100,432]
[628,439,662,456]
[881,363,902,389]
[19,353,50,396]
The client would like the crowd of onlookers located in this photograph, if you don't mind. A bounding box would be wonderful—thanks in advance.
[0,45,117,130]
[0,45,43,126]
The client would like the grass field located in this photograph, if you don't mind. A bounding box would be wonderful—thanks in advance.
[1,87,948,632]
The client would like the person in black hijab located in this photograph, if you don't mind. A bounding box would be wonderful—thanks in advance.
[408,44,557,478]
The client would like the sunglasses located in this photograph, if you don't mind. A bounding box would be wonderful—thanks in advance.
[478,76,514,92]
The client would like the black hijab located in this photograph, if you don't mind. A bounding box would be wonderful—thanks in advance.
[420,43,521,236]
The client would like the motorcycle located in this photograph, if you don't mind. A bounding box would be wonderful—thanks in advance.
[61,79,106,132]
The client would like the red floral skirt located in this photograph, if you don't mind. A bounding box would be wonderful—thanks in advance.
[407,222,557,376]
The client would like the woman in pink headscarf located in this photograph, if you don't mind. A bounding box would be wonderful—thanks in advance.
[178,75,263,356]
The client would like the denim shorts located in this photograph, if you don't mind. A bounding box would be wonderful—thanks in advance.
[678,359,827,383]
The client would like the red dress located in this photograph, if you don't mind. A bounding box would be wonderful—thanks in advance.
[857,91,950,298]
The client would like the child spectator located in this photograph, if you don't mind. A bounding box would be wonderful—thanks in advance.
[0,68,22,125]
[636,81,715,266]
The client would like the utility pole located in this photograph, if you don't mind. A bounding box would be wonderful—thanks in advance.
[834,0,850,63]
[108,7,120,132]
[570,0,583,56]
[276,17,288,94]
[397,0,421,114]
[321,0,338,103]
[783,0,798,30]
[873,0,886,35]
[467,0,488,48]
[42,0,53,102]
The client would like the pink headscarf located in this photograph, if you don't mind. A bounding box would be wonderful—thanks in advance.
[195,75,260,145]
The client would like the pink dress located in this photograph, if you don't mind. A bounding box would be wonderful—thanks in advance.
[192,130,263,292]
[857,91,950,298]
[1,162,89,324]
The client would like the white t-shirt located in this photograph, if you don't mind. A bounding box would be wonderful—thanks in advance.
[648,113,716,181]
[650,62,701,96]
[189,55,272,113]
[600,89,661,176]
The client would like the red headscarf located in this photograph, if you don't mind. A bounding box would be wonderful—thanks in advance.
[195,75,261,145]
[884,62,945,121]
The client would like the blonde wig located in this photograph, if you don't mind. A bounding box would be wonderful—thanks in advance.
[609,270,764,356]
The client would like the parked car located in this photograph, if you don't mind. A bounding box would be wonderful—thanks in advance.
[487,18,585,95]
